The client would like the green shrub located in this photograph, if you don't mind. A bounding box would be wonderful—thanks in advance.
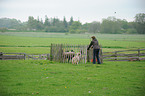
[0,27,7,32]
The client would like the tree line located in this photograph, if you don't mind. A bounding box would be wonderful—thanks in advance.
[0,13,144,34]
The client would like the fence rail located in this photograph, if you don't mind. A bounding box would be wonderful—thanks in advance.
[26,54,49,60]
[103,49,145,61]
[0,52,49,60]
[0,52,26,60]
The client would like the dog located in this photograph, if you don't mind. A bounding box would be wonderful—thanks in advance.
[72,52,81,65]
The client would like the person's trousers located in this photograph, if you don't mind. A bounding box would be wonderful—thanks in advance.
[93,49,101,64]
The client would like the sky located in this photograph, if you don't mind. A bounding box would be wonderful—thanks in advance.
[0,0,145,23]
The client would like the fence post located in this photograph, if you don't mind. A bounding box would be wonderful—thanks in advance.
[47,54,49,60]
[138,48,140,60]
[31,55,33,60]
[85,46,87,64]
[100,46,103,63]
[115,52,117,61]
[59,44,62,63]
[87,50,90,62]
[39,54,41,60]
[50,43,53,61]
[24,53,26,60]
[0,52,3,60]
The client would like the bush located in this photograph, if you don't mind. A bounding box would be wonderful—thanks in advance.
[44,27,49,32]
[0,27,7,32]
[126,28,137,34]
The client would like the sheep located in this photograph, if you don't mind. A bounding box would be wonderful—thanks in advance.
[72,52,81,65]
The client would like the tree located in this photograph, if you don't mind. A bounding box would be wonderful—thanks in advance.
[69,16,74,26]
[27,16,44,31]
[82,23,90,33]
[101,17,122,34]
[89,21,101,33]
[44,15,50,26]
[27,16,36,30]
[36,17,44,30]
[52,18,56,26]
[69,21,82,33]
[134,13,145,34]
[1,14,145,34]
[0,18,21,29]
[63,16,68,32]
[126,28,137,34]
[135,13,145,24]
[120,19,128,30]
[63,17,67,28]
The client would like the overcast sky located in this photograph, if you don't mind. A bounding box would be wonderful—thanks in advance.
[0,0,145,23]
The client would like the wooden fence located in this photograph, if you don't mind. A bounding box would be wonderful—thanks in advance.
[0,52,26,60]
[2,47,144,62]
[50,44,87,63]
[26,54,49,60]
[50,43,103,63]
[0,52,49,60]
[103,49,145,61]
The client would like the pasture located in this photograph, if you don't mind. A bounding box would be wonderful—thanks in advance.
[0,60,145,96]
[0,32,145,54]
[0,32,145,96]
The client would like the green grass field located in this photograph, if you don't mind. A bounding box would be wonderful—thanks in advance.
[0,60,145,96]
[0,32,145,54]
[0,32,145,96]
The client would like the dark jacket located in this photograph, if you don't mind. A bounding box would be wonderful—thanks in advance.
[87,39,100,50]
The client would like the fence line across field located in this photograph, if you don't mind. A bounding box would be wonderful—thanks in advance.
[103,48,145,61]
[0,52,26,60]
[0,52,49,60]
[1,46,144,62]
[26,54,49,60]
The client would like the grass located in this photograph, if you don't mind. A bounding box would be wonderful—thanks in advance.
[0,32,145,96]
[0,60,145,96]
[0,32,145,54]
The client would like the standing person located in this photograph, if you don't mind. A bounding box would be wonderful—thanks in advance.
[87,36,101,64]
